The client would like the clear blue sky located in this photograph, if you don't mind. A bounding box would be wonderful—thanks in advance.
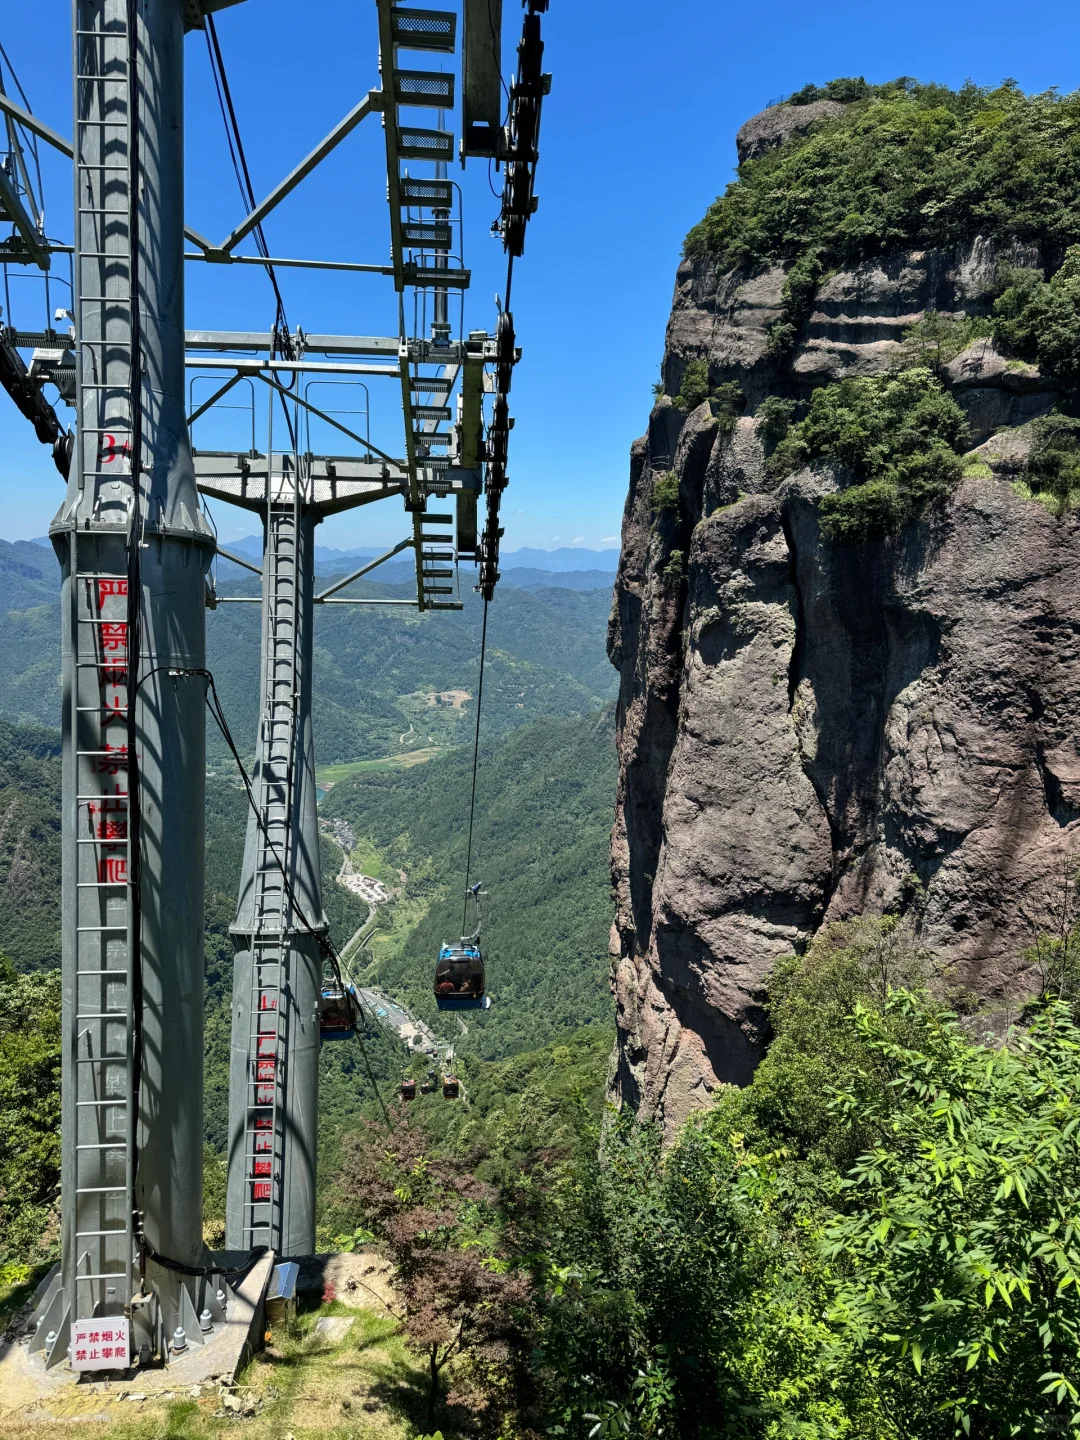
[3,1,1080,551]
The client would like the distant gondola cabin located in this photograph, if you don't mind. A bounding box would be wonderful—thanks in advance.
[433,943,487,1011]
[400,1078,417,1102]
[443,1074,460,1099]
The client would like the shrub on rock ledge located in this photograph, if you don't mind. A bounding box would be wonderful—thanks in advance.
[769,367,969,538]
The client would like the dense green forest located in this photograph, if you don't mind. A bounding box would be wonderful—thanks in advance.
[322,708,617,1062]
[0,543,617,763]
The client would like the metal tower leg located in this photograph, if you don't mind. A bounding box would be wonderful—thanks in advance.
[225,491,325,1258]
[46,0,213,1368]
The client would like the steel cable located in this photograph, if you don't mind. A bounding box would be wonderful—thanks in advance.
[461,598,489,934]
[204,17,298,450]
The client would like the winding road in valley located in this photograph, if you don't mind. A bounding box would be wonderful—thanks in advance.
[319,818,441,1058]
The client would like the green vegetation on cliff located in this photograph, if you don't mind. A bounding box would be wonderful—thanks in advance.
[507,920,1080,1439]
[322,709,617,1062]
[770,366,969,536]
[687,80,1080,272]
[0,722,61,971]
[993,244,1080,382]
[0,955,60,1264]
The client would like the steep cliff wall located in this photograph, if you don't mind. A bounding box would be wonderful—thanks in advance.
[609,87,1080,1132]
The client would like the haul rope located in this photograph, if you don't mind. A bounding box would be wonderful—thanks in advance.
[461,598,489,934]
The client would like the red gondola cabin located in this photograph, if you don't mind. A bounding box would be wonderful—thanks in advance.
[320,984,360,1041]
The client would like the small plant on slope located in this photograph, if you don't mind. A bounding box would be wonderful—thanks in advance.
[900,309,993,373]
[650,471,680,515]
[1016,413,1080,514]
[335,1109,534,1433]
[674,359,710,412]
[755,395,797,445]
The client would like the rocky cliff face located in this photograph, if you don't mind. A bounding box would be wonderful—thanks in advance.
[608,117,1080,1133]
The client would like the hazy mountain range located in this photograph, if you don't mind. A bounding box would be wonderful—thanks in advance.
[24,536,619,588]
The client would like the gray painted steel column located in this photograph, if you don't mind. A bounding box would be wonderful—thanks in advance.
[50,0,212,1360]
[225,501,324,1258]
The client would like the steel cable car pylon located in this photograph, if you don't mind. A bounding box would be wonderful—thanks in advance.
[41,0,216,1371]
[0,0,552,1371]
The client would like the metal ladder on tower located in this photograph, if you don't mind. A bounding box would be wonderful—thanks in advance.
[69,0,139,1326]
[240,465,303,1252]
[419,511,461,610]
[377,2,468,613]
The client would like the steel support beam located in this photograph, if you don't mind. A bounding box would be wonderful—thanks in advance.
[216,92,383,254]
[0,93,224,253]
[314,537,414,600]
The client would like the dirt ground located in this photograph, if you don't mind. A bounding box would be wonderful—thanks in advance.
[0,1254,438,1440]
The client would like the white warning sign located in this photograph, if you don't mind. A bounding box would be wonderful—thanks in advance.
[70,1317,130,1371]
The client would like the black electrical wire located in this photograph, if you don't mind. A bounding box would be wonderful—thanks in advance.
[142,1239,268,1281]
[204,16,299,452]
[204,17,292,353]
[461,599,489,934]
[123,0,147,1250]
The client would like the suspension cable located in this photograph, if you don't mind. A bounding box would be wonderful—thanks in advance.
[203,16,299,450]
[204,17,291,352]
[461,598,489,935]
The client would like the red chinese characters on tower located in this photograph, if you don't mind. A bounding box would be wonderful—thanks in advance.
[100,622,128,655]
[89,797,128,842]
[98,622,129,729]
[97,854,128,885]
[95,577,129,609]
[84,581,131,871]
[93,743,129,779]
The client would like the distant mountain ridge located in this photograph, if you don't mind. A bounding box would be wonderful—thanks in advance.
[1,536,618,757]
[25,536,618,589]
[153,536,619,575]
